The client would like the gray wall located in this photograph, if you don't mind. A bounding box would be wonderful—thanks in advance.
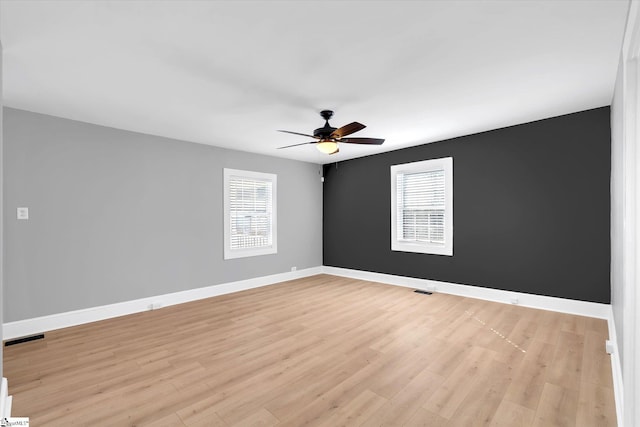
[324,107,611,303]
[3,108,323,322]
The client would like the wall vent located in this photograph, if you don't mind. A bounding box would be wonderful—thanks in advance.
[4,334,45,346]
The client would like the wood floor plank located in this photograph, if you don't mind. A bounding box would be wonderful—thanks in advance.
[533,310,564,345]
[576,383,617,427]
[365,342,442,400]
[446,359,512,426]
[175,386,228,426]
[316,389,387,427]
[503,339,555,410]
[422,346,497,419]
[232,408,280,427]
[140,413,187,427]
[405,408,449,426]
[533,382,579,427]
[546,331,585,391]
[2,274,616,426]
[582,330,615,389]
[216,349,377,425]
[359,367,445,426]
[490,400,536,427]
[264,346,393,423]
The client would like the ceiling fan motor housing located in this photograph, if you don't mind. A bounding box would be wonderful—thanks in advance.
[314,126,337,139]
[315,110,337,139]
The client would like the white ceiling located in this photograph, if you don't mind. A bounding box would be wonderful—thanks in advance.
[0,0,630,164]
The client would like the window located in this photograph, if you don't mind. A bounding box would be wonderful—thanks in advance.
[224,169,277,259]
[391,157,453,255]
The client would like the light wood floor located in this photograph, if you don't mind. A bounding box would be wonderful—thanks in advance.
[4,274,616,426]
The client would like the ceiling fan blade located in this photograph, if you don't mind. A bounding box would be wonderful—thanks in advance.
[278,130,319,139]
[331,122,366,138]
[340,137,385,145]
[277,141,317,149]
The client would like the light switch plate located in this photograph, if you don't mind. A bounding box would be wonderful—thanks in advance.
[17,207,29,220]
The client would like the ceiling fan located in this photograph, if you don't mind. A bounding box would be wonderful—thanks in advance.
[277,110,385,155]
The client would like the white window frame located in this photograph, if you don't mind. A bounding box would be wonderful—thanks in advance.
[390,157,453,256]
[223,168,277,260]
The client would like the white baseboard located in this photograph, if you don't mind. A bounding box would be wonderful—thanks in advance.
[3,264,613,337]
[322,266,611,319]
[606,307,624,427]
[2,267,322,340]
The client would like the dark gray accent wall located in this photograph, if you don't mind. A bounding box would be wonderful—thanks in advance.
[323,107,611,303]
[3,108,323,322]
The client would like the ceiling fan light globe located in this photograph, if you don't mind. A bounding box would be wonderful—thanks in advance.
[317,140,339,154]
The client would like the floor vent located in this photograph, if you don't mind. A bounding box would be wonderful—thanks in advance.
[414,289,433,295]
[4,334,45,347]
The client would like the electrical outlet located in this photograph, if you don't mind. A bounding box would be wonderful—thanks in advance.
[510,298,519,305]
[605,340,614,354]
[291,266,297,272]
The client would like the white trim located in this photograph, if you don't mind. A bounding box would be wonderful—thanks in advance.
[322,266,611,319]
[616,2,640,425]
[390,157,453,256]
[8,267,610,337]
[606,307,624,427]
[2,267,321,340]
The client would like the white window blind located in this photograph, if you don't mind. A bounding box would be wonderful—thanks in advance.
[224,169,277,259]
[397,169,446,244]
[229,177,272,249]
[391,157,453,256]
